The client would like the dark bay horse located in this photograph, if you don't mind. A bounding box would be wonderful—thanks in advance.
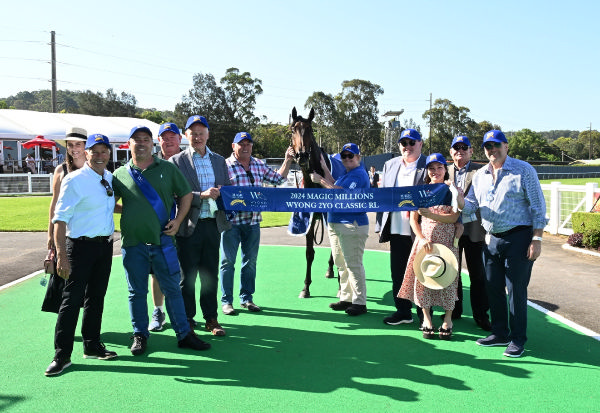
[289,107,336,298]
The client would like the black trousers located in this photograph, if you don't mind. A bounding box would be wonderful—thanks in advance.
[177,219,221,321]
[454,236,490,320]
[54,237,113,360]
[389,234,423,319]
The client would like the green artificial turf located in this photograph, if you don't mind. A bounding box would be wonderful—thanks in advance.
[1,246,598,412]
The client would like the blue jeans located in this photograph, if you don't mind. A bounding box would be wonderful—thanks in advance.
[483,227,533,346]
[122,243,190,341]
[219,223,260,305]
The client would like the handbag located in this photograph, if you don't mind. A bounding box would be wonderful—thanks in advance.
[44,248,56,275]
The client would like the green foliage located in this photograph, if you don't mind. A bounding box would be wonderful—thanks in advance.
[508,129,559,161]
[304,79,384,155]
[251,123,291,158]
[174,68,263,157]
[572,212,600,249]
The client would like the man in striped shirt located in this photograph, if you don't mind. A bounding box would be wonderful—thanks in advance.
[219,131,294,315]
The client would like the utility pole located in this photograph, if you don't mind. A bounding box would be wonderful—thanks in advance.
[590,123,593,160]
[50,31,57,113]
[428,93,432,155]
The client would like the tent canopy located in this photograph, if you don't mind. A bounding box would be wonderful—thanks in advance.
[0,109,161,144]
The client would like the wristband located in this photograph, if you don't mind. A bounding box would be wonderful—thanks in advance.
[532,236,543,242]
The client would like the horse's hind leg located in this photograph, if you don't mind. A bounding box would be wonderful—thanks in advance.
[325,252,335,278]
[299,218,316,298]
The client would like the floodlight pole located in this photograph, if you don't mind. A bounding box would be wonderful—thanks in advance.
[50,31,57,113]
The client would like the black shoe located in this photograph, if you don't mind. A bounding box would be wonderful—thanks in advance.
[503,342,525,358]
[45,358,71,376]
[178,331,211,351]
[383,312,413,325]
[83,342,117,360]
[329,301,352,311]
[474,317,492,332]
[130,334,147,356]
[476,334,510,347]
[345,304,367,316]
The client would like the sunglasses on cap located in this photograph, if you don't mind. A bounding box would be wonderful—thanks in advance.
[453,144,470,151]
[483,142,503,150]
[100,178,113,197]
[340,153,355,159]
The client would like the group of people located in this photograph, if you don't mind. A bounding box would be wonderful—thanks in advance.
[45,116,293,376]
[44,119,546,376]
[376,128,546,358]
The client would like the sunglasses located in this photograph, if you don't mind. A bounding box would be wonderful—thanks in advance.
[483,142,503,150]
[246,170,255,185]
[399,140,416,147]
[100,178,113,197]
[453,144,470,151]
[340,153,355,159]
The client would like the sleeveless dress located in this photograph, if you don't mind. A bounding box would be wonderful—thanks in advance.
[397,204,459,310]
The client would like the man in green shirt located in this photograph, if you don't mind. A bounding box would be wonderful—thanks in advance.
[113,125,210,356]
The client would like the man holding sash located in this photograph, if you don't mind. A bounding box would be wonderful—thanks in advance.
[113,125,211,356]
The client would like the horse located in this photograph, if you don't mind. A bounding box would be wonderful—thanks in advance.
[289,107,337,298]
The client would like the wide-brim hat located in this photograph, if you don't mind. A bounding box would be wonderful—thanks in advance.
[413,243,458,290]
[65,126,88,141]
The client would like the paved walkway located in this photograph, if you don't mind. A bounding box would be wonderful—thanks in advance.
[2,214,599,333]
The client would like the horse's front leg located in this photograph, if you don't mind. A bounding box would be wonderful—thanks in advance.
[299,218,316,298]
[325,252,335,278]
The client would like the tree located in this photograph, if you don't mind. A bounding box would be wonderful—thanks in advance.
[175,68,263,156]
[304,79,383,155]
[422,99,477,157]
[508,129,559,161]
[77,89,137,117]
[577,129,600,159]
[251,123,291,159]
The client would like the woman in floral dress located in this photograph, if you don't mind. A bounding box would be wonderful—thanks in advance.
[398,153,462,339]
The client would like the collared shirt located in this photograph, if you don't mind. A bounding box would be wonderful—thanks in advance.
[52,163,115,238]
[226,154,286,225]
[463,156,548,233]
[390,158,418,236]
[453,160,471,191]
[190,146,216,219]
[329,166,370,225]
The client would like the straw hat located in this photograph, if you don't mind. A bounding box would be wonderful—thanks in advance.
[413,243,458,290]
[65,126,87,141]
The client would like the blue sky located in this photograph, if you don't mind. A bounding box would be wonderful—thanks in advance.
[1,0,598,136]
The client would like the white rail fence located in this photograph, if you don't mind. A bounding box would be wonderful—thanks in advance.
[1,174,598,236]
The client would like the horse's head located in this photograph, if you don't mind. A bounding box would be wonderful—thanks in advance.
[290,107,316,170]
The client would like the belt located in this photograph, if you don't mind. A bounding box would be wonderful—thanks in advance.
[490,225,531,238]
[198,217,216,222]
[69,235,112,243]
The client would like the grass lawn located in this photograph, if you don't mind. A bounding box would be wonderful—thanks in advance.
[539,178,600,185]
[0,196,290,232]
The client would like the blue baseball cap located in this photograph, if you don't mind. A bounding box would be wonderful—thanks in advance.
[482,130,507,147]
[451,136,471,148]
[129,125,152,139]
[185,115,209,131]
[158,122,180,136]
[85,134,111,150]
[233,132,253,144]
[340,143,360,155]
[425,153,447,166]
[398,128,422,141]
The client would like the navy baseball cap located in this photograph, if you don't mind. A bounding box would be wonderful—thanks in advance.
[425,153,447,166]
[340,143,360,155]
[482,130,507,147]
[233,132,253,144]
[158,122,180,136]
[398,128,422,141]
[451,136,471,148]
[85,134,111,150]
[129,125,152,139]
[185,115,209,131]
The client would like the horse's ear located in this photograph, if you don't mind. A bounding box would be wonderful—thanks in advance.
[291,107,298,122]
[308,108,315,122]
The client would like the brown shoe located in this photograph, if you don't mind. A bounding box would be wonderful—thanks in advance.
[241,302,261,312]
[205,318,226,336]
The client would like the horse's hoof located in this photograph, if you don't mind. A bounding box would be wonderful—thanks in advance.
[299,291,310,298]
[324,269,334,279]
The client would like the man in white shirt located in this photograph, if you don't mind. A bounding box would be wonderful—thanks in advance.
[376,129,428,326]
[46,134,116,376]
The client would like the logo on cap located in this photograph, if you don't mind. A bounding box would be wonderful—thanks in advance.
[485,131,494,139]
[402,130,411,137]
